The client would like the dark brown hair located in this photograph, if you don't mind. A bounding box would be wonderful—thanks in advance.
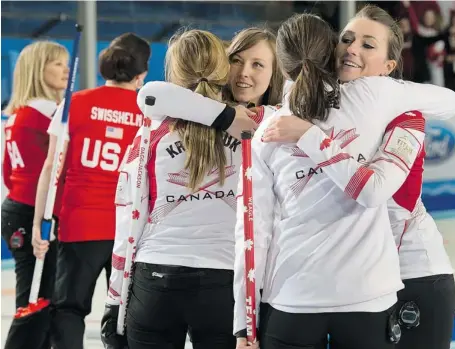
[276,13,339,122]
[354,5,404,79]
[99,33,151,82]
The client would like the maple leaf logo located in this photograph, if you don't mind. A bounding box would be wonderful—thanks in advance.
[132,210,140,220]
[128,237,134,244]
[247,268,255,282]
[124,271,129,278]
[244,167,253,180]
[244,239,254,250]
[144,118,152,127]
[320,138,332,150]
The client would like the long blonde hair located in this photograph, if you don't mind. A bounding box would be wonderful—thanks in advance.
[4,41,69,115]
[165,29,230,192]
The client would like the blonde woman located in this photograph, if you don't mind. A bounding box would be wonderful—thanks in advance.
[103,29,267,349]
[1,41,69,349]
[31,33,151,349]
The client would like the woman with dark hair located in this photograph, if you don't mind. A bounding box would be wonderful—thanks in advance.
[239,12,454,349]
[265,6,455,349]
[31,33,151,349]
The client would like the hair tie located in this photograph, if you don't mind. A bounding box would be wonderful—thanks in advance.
[198,78,208,83]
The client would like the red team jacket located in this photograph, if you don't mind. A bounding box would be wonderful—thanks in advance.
[3,99,63,216]
[48,86,143,242]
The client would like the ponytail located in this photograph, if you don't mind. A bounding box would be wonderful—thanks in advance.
[173,80,227,192]
[288,60,339,122]
[165,29,230,192]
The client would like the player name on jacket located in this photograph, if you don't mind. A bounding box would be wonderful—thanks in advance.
[91,107,143,126]
[166,134,241,158]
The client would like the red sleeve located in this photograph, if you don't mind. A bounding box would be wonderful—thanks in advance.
[2,142,12,190]
[392,145,425,213]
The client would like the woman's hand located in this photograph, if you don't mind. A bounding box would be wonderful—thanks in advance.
[226,105,258,139]
[32,223,49,259]
[236,338,260,348]
[262,115,314,143]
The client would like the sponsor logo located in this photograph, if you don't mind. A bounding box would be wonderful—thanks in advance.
[425,121,455,164]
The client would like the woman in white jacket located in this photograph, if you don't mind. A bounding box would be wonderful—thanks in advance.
[101,29,276,349]
[122,13,455,349]
[264,6,455,349]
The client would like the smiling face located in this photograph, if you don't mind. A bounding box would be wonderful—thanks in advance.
[336,17,397,82]
[228,39,274,106]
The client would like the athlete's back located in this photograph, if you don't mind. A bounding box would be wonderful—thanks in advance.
[130,106,270,270]
[49,85,142,242]
[233,75,455,333]
[4,99,60,211]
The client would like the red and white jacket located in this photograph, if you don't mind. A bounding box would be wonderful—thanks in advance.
[390,145,453,280]
[106,81,278,305]
[233,76,455,333]
[3,99,63,216]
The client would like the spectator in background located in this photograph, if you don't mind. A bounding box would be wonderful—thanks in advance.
[443,11,455,90]
[400,0,446,86]
[399,17,415,80]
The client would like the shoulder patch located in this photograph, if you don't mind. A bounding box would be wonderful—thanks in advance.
[384,127,422,170]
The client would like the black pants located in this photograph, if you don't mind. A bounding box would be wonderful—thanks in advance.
[259,302,396,349]
[1,198,58,349]
[396,274,455,349]
[126,262,236,349]
[50,240,113,349]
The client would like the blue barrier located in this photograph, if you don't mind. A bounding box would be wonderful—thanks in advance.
[1,37,168,261]
[1,37,168,103]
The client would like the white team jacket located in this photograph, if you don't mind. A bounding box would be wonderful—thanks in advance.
[232,77,455,333]
[107,81,278,305]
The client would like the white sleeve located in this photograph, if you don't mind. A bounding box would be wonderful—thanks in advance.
[106,134,149,305]
[233,119,275,335]
[47,100,70,140]
[363,76,455,121]
[137,81,227,125]
[296,111,426,208]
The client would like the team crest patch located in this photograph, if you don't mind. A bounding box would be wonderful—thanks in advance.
[384,127,421,170]
[10,228,26,249]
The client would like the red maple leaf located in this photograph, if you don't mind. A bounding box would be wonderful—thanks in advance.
[124,271,129,278]
[128,237,134,244]
[132,210,140,220]
[320,138,332,150]
[144,118,152,127]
